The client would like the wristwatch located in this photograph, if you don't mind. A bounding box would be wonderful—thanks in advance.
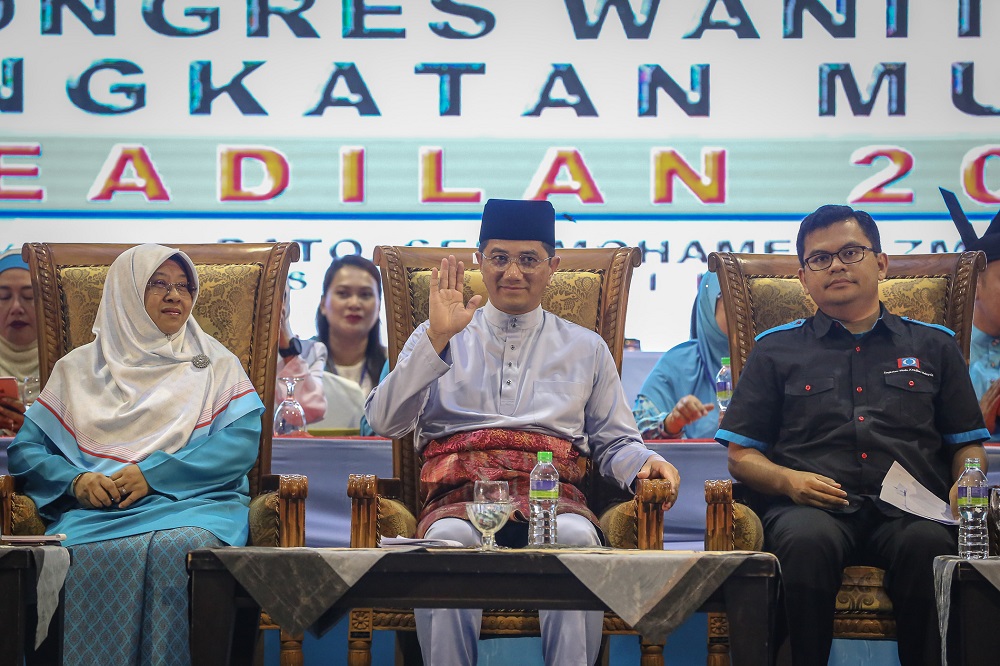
[278,337,302,359]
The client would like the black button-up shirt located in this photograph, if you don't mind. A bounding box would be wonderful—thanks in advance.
[717,305,990,512]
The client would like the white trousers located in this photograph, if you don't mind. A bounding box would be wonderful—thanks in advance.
[414,515,603,666]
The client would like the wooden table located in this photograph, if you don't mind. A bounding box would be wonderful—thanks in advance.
[187,548,778,666]
[0,548,65,666]
[939,558,1000,665]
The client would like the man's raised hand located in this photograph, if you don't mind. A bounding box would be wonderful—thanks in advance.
[427,255,483,353]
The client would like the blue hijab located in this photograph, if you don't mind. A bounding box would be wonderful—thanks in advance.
[634,272,730,439]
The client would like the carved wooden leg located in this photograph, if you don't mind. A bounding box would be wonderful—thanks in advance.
[706,612,731,666]
[347,608,373,666]
[278,630,303,666]
[640,638,664,666]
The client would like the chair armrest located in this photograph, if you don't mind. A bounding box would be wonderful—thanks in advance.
[704,479,735,551]
[259,473,308,548]
[347,474,416,548]
[1,474,46,537]
[1,474,14,536]
[704,479,766,551]
[635,478,675,550]
[348,474,380,548]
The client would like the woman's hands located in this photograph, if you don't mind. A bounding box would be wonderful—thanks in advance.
[73,472,120,509]
[111,465,151,509]
[662,394,714,437]
[74,465,151,510]
[0,396,25,434]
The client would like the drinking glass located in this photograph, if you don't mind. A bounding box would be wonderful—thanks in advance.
[989,487,1000,556]
[273,377,307,437]
[466,480,512,551]
[20,376,39,409]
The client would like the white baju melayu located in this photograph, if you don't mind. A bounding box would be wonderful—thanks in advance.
[365,302,665,666]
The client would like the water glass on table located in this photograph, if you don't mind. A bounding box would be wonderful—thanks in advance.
[466,480,512,551]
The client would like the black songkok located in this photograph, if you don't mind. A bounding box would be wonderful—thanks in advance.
[479,199,556,248]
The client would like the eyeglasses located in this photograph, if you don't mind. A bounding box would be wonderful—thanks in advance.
[483,253,552,273]
[146,279,196,297]
[803,245,875,271]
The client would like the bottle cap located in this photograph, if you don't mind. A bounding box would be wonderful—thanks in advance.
[721,356,730,365]
[538,451,553,463]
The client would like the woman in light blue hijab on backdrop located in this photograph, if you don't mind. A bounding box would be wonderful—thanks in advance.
[632,271,730,440]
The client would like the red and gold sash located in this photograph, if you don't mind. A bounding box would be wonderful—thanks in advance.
[416,428,598,537]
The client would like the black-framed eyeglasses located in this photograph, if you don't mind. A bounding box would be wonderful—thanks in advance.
[803,245,875,271]
[483,253,552,273]
[146,279,196,297]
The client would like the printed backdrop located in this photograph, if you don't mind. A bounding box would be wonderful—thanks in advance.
[1,0,998,349]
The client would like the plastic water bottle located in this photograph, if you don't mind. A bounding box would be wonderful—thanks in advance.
[715,357,733,416]
[529,451,559,546]
[958,458,989,559]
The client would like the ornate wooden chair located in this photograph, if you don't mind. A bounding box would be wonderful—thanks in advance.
[702,249,987,666]
[0,242,309,666]
[347,245,676,666]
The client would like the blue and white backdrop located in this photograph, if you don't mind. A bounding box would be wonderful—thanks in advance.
[1,0,998,349]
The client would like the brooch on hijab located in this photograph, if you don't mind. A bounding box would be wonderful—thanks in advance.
[192,354,210,369]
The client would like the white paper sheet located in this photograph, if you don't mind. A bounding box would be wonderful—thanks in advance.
[379,536,466,549]
[879,461,958,525]
[0,533,66,546]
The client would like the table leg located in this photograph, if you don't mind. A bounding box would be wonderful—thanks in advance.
[189,567,259,666]
[0,568,28,666]
[722,573,777,666]
[951,574,1000,665]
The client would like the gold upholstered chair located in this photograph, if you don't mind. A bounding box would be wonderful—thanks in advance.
[702,249,987,666]
[0,242,308,666]
[346,245,677,666]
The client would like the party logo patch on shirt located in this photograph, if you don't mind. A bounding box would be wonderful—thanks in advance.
[897,357,920,369]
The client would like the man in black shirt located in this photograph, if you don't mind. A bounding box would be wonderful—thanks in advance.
[716,204,991,666]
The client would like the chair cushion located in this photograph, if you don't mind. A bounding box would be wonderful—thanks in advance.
[746,275,951,337]
[598,500,638,549]
[12,494,46,536]
[58,266,107,351]
[192,264,263,370]
[746,278,817,334]
[248,491,280,547]
[57,263,262,371]
[378,498,417,539]
[408,270,603,330]
[732,502,764,551]
[879,277,949,326]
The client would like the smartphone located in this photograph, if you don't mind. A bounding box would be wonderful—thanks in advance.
[0,376,18,400]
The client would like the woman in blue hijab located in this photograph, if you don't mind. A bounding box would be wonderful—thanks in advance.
[632,271,730,439]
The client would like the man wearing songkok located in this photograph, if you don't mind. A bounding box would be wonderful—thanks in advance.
[942,187,1000,441]
[716,205,990,666]
[365,198,680,666]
